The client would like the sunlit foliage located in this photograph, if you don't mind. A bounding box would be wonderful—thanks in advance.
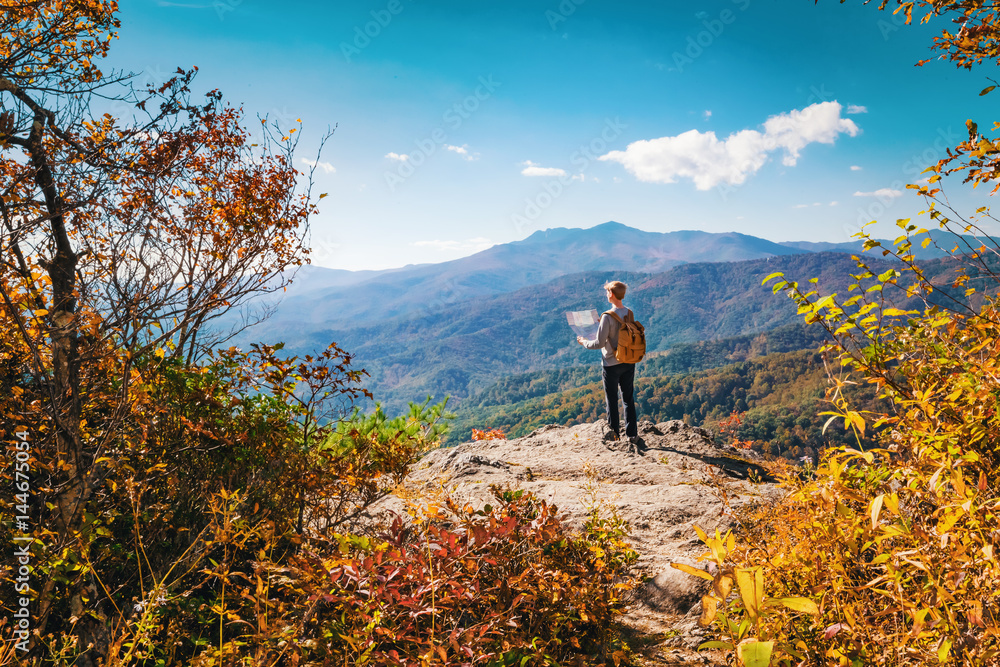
[666,2,1000,664]
[0,2,639,665]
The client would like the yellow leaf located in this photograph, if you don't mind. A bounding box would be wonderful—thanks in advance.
[736,568,762,623]
[937,508,963,534]
[671,562,714,582]
[778,597,820,615]
[938,637,953,662]
[736,640,774,667]
[884,492,899,515]
[714,572,734,600]
[849,413,867,437]
[953,471,966,497]
[870,494,884,528]
[698,594,718,627]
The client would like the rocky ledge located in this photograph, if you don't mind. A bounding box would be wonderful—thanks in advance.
[394,419,781,664]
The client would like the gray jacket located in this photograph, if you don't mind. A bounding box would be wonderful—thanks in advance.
[582,305,630,366]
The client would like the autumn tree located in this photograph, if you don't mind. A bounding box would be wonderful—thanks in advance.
[0,5,640,666]
[0,1,329,662]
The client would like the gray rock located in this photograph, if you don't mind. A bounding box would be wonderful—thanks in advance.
[641,559,710,615]
[396,418,779,650]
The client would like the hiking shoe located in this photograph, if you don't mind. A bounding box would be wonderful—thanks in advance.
[627,436,643,454]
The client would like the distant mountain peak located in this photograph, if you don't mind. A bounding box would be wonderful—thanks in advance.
[522,221,628,241]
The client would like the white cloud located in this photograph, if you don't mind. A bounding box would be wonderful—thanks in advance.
[850,165,863,171]
[385,152,410,162]
[846,104,868,114]
[521,160,567,177]
[703,110,712,120]
[412,237,494,253]
[854,188,903,199]
[445,144,479,161]
[300,158,336,174]
[598,101,860,190]
[795,200,837,209]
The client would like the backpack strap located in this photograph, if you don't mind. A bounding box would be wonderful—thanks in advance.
[604,310,631,326]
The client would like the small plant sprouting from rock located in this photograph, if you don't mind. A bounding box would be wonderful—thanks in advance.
[472,427,508,441]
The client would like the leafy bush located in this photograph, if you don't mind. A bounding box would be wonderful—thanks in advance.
[289,487,638,666]
[676,202,1000,667]
[0,330,639,666]
[664,2,1000,663]
[38,484,638,666]
[0,3,641,665]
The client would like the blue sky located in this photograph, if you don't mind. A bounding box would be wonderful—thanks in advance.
[110,0,996,270]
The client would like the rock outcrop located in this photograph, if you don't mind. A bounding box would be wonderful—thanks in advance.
[395,419,781,661]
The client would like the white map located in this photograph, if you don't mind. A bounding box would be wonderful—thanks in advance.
[565,309,600,340]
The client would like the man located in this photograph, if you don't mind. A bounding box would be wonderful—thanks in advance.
[577,280,639,448]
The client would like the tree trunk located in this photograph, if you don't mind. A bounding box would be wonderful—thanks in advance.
[24,108,109,663]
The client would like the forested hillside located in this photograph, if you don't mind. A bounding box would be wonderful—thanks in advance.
[450,347,881,460]
[463,323,828,410]
[269,250,991,414]
[277,253,895,413]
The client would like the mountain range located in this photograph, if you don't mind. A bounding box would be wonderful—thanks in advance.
[248,222,822,331]
[223,222,993,414]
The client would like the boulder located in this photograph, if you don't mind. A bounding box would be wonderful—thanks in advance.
[399,418,780,645]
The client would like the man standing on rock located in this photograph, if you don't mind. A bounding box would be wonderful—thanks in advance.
[577,280,639,448]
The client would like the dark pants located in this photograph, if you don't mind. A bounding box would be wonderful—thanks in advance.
[602,363,637,438]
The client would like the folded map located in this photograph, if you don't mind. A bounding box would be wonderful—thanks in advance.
[565,309,600,339]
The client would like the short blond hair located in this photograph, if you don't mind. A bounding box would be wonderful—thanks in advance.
[604,280,627,300]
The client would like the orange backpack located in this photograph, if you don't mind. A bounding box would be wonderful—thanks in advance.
[604,309,646,364]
